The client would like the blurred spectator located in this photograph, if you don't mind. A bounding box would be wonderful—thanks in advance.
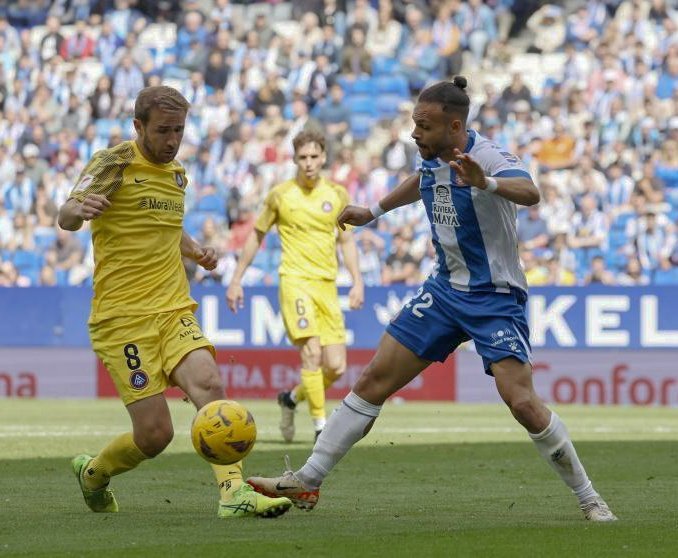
[355,228,385,286]
[654,138,678,189]
[526,4,566,53]
[617,255,650,286]
[584,255,617,285]
[204,51,230,91]
[536,123,577,171]
[632,209,676,274]
[366,2,402,59]
[39,15,65,63]
[340,26,372,77]
[398,27,439,93]
[517,205,549,251]
[568,195,608,251]
[251,72,286,118]
[382,124,415,172]
[382,232,418,285]
[431,1,462,78]
[499,73,532,120]
[314,82,350,145]
[458,0,498,64]
[544,253,577,286]
[60,19,95,60]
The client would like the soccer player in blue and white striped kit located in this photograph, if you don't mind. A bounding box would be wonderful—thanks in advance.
[248,77,617,522]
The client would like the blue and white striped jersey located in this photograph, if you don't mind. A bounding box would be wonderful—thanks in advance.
[418,130,533,294]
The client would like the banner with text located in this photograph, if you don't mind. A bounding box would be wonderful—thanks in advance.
[2,286,678,349]
[96,349,456,401]
[457,349,678,406]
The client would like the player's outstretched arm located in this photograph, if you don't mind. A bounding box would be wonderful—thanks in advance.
[58,194,111,231]
[181,230,217,270]
[226,228,266,313]
[337,228,364,309]
[449,149,540,206]
[337,173,421,230]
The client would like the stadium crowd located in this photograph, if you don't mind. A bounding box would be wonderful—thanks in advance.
[0,0,677,288]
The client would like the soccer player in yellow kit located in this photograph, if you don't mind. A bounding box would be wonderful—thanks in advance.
[58,86,291,518]
[226,130,364,442]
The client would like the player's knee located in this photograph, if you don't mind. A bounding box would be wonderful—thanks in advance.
[324,357,346,380]
[300,346,322,369]
[136,421,174,457]
[194,370,224,399]
[352,365,391,405]
[506,392,541,425]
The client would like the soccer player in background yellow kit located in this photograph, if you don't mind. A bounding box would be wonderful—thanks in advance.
[226,130,364,442]
[57,86,291,518]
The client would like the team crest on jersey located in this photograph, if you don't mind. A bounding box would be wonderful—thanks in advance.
[175,172,185,189]
[322,201,333,212]
[129,370,149,390]
[298,318,309,329]
[432,184,460,227]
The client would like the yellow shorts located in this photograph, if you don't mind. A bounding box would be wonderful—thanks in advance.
[89,307,215,405]
[279,276,346,346]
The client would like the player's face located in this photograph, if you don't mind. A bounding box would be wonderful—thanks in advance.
[134,108,187,164]
[294,141,326,181]
[411,102,462,161]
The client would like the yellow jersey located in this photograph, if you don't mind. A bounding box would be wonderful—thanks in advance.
[69,140,194,323]
[255,177,349,281]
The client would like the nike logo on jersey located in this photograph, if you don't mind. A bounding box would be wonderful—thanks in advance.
[134,177,148,183]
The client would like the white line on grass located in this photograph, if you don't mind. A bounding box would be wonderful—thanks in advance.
[1,425,678,437]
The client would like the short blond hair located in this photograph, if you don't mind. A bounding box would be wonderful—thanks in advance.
[134,86,190,123]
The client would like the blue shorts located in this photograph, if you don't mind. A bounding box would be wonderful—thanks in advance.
[386,276,532,375]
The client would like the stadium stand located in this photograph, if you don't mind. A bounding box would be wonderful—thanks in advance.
[0,0,677,288]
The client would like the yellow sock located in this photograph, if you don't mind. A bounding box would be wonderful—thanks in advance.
[293,371,336,403]
[83,432,148,490]
[211,461,243,501]
[300,368,325,423]
[292,383,305,403]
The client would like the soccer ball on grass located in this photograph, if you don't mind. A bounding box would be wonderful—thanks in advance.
[191,399,257,465]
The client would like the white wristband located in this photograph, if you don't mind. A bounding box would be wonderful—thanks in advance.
[485,176,498,193]
[369,202,385,219]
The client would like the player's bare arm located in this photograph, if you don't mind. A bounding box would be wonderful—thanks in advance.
[226,228,266,313]
[337,173,421,230]
[337,227,364,309]
[449,148,540,206]
[58,194,111,231]
[180,230,217,271]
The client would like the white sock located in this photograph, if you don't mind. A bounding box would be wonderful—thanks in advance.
[529,412,597,504]
[313,417,326,431]
[296,391,381,489]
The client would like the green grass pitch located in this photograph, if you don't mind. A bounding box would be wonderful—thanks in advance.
[1,399,677,557]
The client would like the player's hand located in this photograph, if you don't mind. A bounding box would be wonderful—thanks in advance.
[195,246,217,270]
[78,194,111,220]
[348,282,364,310]
[226,283,244,313]
[449,149,487,189]
[337,205,374,231]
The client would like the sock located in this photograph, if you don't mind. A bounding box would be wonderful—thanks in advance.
[297,391,381,489]
[211,461,243,501]
[529,412,597,504]
[294,372,336,404]
[83,432,148,490]
[301,368,325,424]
